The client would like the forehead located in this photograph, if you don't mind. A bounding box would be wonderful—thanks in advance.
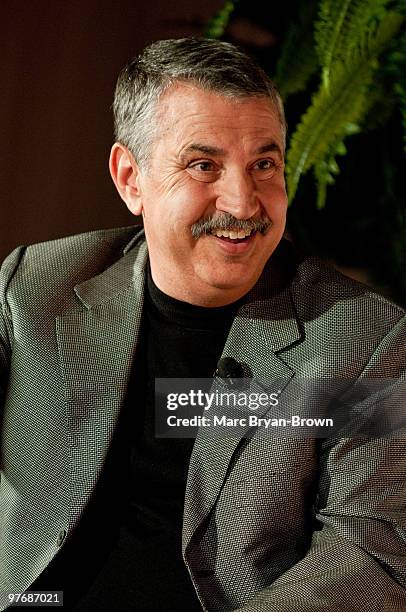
[154,84,284,152]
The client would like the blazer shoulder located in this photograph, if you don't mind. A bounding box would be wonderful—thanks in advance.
[292,254,405,340]
[0,225,144,314]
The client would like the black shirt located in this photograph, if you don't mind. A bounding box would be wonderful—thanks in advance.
[27,267,242,611]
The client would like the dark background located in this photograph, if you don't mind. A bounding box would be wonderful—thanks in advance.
[1,0,224,261]
[2,1,405,306]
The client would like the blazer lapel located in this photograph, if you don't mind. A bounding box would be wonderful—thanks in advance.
[56,236,147,526]
[183,247,304,552]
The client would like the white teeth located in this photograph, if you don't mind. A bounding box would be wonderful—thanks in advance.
[211,228,252,239]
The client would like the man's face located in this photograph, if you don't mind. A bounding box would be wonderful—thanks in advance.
[134,84,288,306]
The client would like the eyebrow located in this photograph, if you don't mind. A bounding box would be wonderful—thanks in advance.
[180,141,283,160]
[254,142,283,159]
[181,144,226,157]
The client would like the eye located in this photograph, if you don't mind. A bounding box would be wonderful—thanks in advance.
[186,159,220,182]
[256,159,275,170]
[251,158,281,180]
[190,160,216,172]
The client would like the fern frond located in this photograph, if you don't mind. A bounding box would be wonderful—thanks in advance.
[316,0,393,87]
[340,2,394,78]
[314,139,347,209]
[315,0,353,84]
[275,2,319,99]
[287,11,405,203]
[286,67,369,202]
[204,0,238,39]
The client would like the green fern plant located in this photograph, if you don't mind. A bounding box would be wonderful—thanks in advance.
[204,0,238,39]
[275,3,319,98]
[286,3,405,207]
[204,0,405,207]
[315,0,392,89]
[205,0,406,302]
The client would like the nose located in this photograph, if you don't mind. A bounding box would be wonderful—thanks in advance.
[215,169,260,219]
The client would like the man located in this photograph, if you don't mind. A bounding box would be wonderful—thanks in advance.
[0,38,405,611]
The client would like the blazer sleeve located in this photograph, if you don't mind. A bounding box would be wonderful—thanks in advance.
[235,315,406,612]
[0,247,25,412]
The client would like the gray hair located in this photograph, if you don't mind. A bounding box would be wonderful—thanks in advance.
[113,37,286,168]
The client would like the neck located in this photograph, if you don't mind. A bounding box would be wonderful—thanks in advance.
[148,266,254,307]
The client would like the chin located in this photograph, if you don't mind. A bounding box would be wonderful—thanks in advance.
[201,269,259,294]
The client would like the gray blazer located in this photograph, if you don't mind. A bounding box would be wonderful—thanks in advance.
[0,226,405,611]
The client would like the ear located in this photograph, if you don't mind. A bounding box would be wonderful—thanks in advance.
[109,143,143,216]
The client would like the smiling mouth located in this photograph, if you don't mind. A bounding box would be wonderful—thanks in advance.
[210,228,256,243]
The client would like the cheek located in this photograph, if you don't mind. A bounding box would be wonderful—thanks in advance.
[170,184,216,226]
[261,185,288,222]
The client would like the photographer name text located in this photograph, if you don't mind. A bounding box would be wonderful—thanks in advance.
[166,415,334,429]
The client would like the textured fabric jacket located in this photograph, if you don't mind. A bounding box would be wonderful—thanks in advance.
[0,226,405,611]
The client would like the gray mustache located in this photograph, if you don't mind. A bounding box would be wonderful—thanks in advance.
[191,212,271,239]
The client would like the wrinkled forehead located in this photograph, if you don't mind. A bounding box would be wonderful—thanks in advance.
[153,83,285,152]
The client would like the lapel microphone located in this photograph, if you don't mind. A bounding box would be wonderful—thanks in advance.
[214,357,244,388]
